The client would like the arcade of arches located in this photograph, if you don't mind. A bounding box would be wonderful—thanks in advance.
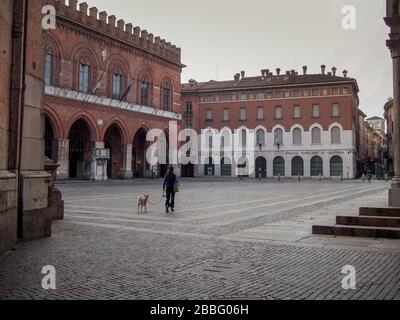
[44,115,172,181]
[199,155,344,178]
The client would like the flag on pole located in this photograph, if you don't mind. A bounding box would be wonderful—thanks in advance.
[92,71,105,94]
[119,83,132,102]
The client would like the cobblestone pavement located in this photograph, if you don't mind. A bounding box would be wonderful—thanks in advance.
[0,179,399,300]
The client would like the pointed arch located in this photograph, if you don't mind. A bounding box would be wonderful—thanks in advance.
[44,105,63,139]
[136,65,155,107]
[105,54,130,100]
[70,44,100,93]
[43,32,63,87]
[101,118,129,145]
[159,74,173,111]
[65,111,100,142]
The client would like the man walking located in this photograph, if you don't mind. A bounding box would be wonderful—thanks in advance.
[163,167,178,213]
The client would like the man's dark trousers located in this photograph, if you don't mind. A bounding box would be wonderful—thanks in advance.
[165,187,175,209]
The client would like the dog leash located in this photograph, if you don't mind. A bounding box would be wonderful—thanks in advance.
[147,195,165,206]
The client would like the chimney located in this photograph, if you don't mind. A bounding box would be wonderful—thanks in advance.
[291,69,296,76]
[234,73,240,81]
[286,71,291,76]
[276,68,281,76]
[343,70,348,78]
[241,71,245,79]
[303,66,307,75]
[261,69,269,77]
[89,7,98,19]
[321,65,326,75]
[332,66,337,76]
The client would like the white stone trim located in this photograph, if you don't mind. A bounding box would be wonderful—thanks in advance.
[45,85,182,120]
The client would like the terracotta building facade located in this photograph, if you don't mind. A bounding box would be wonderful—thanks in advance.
[181,67,361,179]
[1,0,56,256]
[43,0,184,181]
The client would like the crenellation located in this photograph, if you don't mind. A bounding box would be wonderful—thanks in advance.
[98,11,107,24]
[125,23,133,35]
[108,15,116,27]
[133,26,140,39]
[117,19,124,30]
[79,2,88,14]
[89,7,98,19]
[140,29,148,47]
[154,36,161,53]
[148,33,154,50]
[53,1,181,63]
[160,39,166,55]
[69,0,78,10]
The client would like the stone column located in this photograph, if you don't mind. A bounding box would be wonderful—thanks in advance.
[121,144,133,179]
[389,55,400,206]
[385,10,400,206]
[56,139,69,180]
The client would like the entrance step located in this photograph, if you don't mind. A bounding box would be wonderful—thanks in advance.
[312,224,400,239]
[336,215,400,228]
[359,207,400,217]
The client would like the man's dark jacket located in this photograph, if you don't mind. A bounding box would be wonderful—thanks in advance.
[163,172,177,190]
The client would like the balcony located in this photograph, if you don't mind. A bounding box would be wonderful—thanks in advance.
[45,85,182,121]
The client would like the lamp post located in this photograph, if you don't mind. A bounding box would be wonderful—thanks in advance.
[385,0,400,206]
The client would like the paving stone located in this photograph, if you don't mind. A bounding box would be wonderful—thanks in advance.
[0,179,399,300]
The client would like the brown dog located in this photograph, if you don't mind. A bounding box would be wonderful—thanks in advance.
[137,195,149,213]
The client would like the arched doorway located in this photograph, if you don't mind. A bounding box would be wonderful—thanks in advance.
[45,116,55,160]
[292,156,304,176]
[273,157,285,176]
[330,156,343,177]
[104,124,123,179]
[132,128,147,178]
[310,156,323,176]
[204,157,215,176]
[68,119,92,179]
[181,163,194,177]
[255,157,267,178]
[274,157,285,177]
[221,157,232,176]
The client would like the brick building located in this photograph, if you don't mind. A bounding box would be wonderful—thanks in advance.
[181,66,362,179]
[1,0,56,255]
[43,0,184,181]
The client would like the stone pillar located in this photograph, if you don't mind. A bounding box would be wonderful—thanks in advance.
[0,171,18,254]
[44,158,64,221]
[385,9,400,206]
[121,144,133,179]
[90,141,109,181]
[389,55,400,206]
[56,139,69,180]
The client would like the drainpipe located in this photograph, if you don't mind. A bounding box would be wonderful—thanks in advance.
[8,0,28,238]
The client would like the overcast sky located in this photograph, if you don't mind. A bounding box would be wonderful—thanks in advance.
[82,0,392,118]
